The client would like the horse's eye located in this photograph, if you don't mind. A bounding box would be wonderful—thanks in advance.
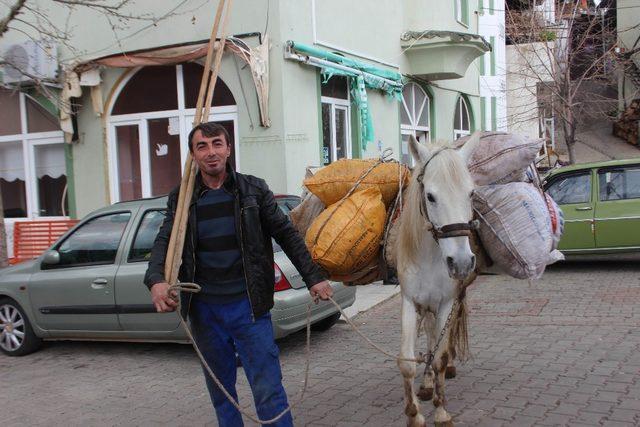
[427,193,436,203]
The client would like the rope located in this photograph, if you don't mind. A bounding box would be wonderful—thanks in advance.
[325,296,427,364]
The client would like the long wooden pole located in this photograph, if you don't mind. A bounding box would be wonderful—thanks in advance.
[164,0,232,286]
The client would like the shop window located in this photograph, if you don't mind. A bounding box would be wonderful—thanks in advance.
[34,144,68,216]
[0,89,22,135]
[26,96,59,133]
[183,62,235,108]
[0,88,65,219]
[112,66,178,115]
[0,141,27,218]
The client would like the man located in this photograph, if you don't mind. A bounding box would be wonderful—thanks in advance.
[144,122,332,427]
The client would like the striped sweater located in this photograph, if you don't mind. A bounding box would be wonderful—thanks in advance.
[194,187,247,303]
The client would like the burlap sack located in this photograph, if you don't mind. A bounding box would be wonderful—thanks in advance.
[303,159,409,207]
[384,216,400,269]
[290,192,325,237]
[305,187,386,278]
[330,259,383,286]
[457,132,543,186]
[473,182,564,280]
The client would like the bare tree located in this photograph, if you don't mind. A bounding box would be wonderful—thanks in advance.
[505,1,629,164]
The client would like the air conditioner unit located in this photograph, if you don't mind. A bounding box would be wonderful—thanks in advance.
[1,40,58,85]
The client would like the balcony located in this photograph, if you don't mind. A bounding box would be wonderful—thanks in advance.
[401,30,491,80]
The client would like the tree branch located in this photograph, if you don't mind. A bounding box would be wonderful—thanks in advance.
[0,0,27,38]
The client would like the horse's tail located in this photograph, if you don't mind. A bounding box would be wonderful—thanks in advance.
[449,296,470,362]
[449,274,476,362]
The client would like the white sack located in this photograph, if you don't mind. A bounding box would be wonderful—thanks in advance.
[473,182,564,280]
[457,131,543,186]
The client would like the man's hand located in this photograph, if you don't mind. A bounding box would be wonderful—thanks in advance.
[309,280,333,303]
[150,282,178,313]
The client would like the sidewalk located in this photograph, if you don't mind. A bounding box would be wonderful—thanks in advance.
[339,280,400,319]
[558,123,640,164]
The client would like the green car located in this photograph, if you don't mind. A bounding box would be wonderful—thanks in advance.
[0,196,356,356]
[543,158,640,254]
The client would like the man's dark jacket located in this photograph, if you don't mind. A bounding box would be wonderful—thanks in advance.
[143,166,326,320]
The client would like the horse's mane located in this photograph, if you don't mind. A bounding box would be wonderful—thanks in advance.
[396,140,474,267]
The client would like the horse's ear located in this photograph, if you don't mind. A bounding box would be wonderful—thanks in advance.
[457,131,481,163]
[408,134,430,163]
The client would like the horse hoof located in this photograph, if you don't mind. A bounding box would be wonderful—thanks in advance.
[417,386,433,401]
[404,402,418,417]
[407,413,426,427]
[445,365,457,379]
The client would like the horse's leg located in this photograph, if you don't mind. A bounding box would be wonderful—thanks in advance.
[398,296,426,427]
[446,348,457,379]
[433,301,455,427]
[418,313,436,401]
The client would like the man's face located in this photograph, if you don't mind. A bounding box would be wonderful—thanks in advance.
[191,129,231,177]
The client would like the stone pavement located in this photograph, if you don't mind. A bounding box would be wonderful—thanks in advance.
[3,259,640,426]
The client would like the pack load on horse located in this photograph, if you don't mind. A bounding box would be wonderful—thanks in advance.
[291,131,565,426]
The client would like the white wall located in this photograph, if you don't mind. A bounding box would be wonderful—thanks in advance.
[506,42,554,139]
[478,0,508,131]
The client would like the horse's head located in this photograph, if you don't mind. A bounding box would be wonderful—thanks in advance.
[406,133,481,280]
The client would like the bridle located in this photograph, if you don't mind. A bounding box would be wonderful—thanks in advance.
[415,147,478,243]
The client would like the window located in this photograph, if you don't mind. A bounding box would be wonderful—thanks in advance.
[456,0,469,26]
[109,63,238,202]
[453,96,472,140]
[599,167,640,202]
[54,212,131,267]
[401,83,431,166]
[546,173,591,205]
[0,88,66,219]
[129,210,166,262]
[321,76,351,165]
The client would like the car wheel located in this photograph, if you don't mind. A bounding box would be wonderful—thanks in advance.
[0,298,42,356]
[311,312,341,332]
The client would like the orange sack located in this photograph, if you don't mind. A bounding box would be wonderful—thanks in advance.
[305,187,386,278]
[303,159,409,207]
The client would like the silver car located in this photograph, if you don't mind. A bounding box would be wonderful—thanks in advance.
[0,195,356,356]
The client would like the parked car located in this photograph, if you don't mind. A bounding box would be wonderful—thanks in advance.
[0,195,356,356]
[543,159,640,254]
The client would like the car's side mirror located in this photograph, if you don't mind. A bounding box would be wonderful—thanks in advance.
[42,250,61,266]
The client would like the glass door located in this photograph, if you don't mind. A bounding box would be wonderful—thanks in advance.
[111,121,143,202]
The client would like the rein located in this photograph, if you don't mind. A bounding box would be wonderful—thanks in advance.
[415,147,478,243]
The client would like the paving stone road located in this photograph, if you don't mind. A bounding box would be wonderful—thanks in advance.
[2,259,640,426]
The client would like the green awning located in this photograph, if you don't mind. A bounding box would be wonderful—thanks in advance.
[286,41,403,149]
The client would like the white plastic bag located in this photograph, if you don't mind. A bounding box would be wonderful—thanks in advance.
[457,132,543,186]
[473,182,564,280]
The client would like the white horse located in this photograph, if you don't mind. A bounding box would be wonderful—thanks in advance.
[396,134,480,427]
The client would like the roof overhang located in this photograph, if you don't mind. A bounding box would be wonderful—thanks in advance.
[400,31,491,80]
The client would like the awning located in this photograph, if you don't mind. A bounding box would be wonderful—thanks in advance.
[285,41,404,149]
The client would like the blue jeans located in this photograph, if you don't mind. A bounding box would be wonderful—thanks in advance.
[190,297,293,427]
